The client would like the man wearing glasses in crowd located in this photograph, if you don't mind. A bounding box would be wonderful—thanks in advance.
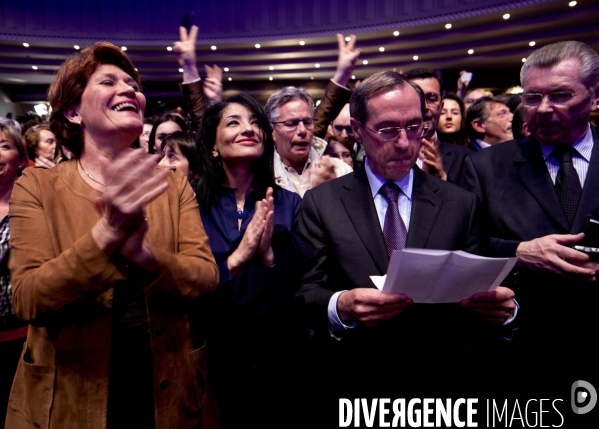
[405,69,473,185]
[297,71,516,411]
[265,87,353,197]
[462,41,599,395]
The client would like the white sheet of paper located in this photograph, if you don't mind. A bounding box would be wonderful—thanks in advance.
[371,249,517,303]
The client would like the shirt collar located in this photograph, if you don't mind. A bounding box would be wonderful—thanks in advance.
[364,158,413,201]
[539,125,593,162]
[475,139,492,149]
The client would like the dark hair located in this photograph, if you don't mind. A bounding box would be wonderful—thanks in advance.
[160,131,199,185]
[148,114,188,154]
[465,96,493,142]
[47,42,140,158]
[326,135,357,170]
[404,68,444,93]
[437,93,469,147]
[512,105,529,139]
[196,93,275,206]
[350,71,425,125]
[23,123,55,161]
[0,123,29,175]
[493,94,521,113]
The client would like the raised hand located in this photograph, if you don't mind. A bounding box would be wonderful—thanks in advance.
[257,188,275,266]
[419,138,447,181]
[203,64,223,104]
[332,34,363,87]
[173,25,200,83]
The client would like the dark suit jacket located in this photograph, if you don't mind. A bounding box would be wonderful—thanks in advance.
[461,128,599,384]
[439,138,473,185]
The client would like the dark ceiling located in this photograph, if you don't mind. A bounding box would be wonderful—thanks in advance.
[1,0,597,110]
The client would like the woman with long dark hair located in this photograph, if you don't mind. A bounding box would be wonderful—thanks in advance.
[195,92,310,427]
[437,93,470,147]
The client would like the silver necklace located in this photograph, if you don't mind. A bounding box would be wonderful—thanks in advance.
[78,159,106,186]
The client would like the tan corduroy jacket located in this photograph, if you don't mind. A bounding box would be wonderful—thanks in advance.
[6,160,219,429]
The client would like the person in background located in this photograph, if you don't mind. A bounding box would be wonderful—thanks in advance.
[147,113,187,156]
[23,124,58,168]
[437,93,470,147]
[511,104,530,139]
[6,42,219,429]
[139,118,154,152]
[463,88,494,111]
[158,131,199,187]
[0,123,29,426]
[195,93,310,428]
[465,97,514,151]
[325,135,356,169]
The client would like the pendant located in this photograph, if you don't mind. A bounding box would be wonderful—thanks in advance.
[237,209,243,219]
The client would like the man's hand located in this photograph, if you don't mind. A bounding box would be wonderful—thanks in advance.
[516,233,597,281]
[419,138,447,181]
[332,34,362,87]
[460,286,516,325]
[457,70,470,99]
[203,64,223,104]
[337,288,413,328]
[310,155,337,187]
[173,25,199,83]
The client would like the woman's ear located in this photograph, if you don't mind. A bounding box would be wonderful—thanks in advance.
[64,105,82,125]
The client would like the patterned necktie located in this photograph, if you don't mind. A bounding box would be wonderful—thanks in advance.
[379,181,408,259]
[553,145,582,227]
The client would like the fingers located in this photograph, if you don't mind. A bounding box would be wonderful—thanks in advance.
[204,64,223,81]
[179,26,188,42]
[336,33,344,50]
[188,25,198,43]
[468,286,515,302]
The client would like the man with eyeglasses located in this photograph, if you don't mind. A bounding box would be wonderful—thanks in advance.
[465,96,514,150]
[297,71,516,406]
[462,41,599,393]
[405,69,473,185]
[265,87,353,197]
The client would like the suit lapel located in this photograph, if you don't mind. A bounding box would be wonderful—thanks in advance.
[573,126,599,232]
[406,168,443,248]
[515,137,570,232]
[339,167,389,274]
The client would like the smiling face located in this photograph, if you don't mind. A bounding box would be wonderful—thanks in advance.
[271,98,314,168]
[75,63,146,148]
[214,103,265,165]
[35,129,56,160]
[438,99,462,133]
[0,131,24,185]
[523,58,599,146]
[351,85,423,180]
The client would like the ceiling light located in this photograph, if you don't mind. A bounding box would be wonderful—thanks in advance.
[529,41,536,47]
[255,44,261,49]
[569,1,577,6]
[167,46,172,51]
[315,64,320,68]
[23,42,30,47]
[135,68,138,71]
[468,49,474,55]
[503,14,510,20]
[393,31,400,36]
[345,36,351,42]
[413,55,419,61]
[352,75,356,80]
[379,47,385,52]
[311,77,314,80]
[224,67,230,72]
[269,66,274,70]
[269,77,273,81]
[211,46,217,50]
[179,68,184,72]
[31,66,38,70]
[362,60,368,65]
[445,23,452,29]
[74,45,80,50]
[522,58,527,62]
[121,46,127,51]
[228,77,232,81]
[299,41,305,46]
